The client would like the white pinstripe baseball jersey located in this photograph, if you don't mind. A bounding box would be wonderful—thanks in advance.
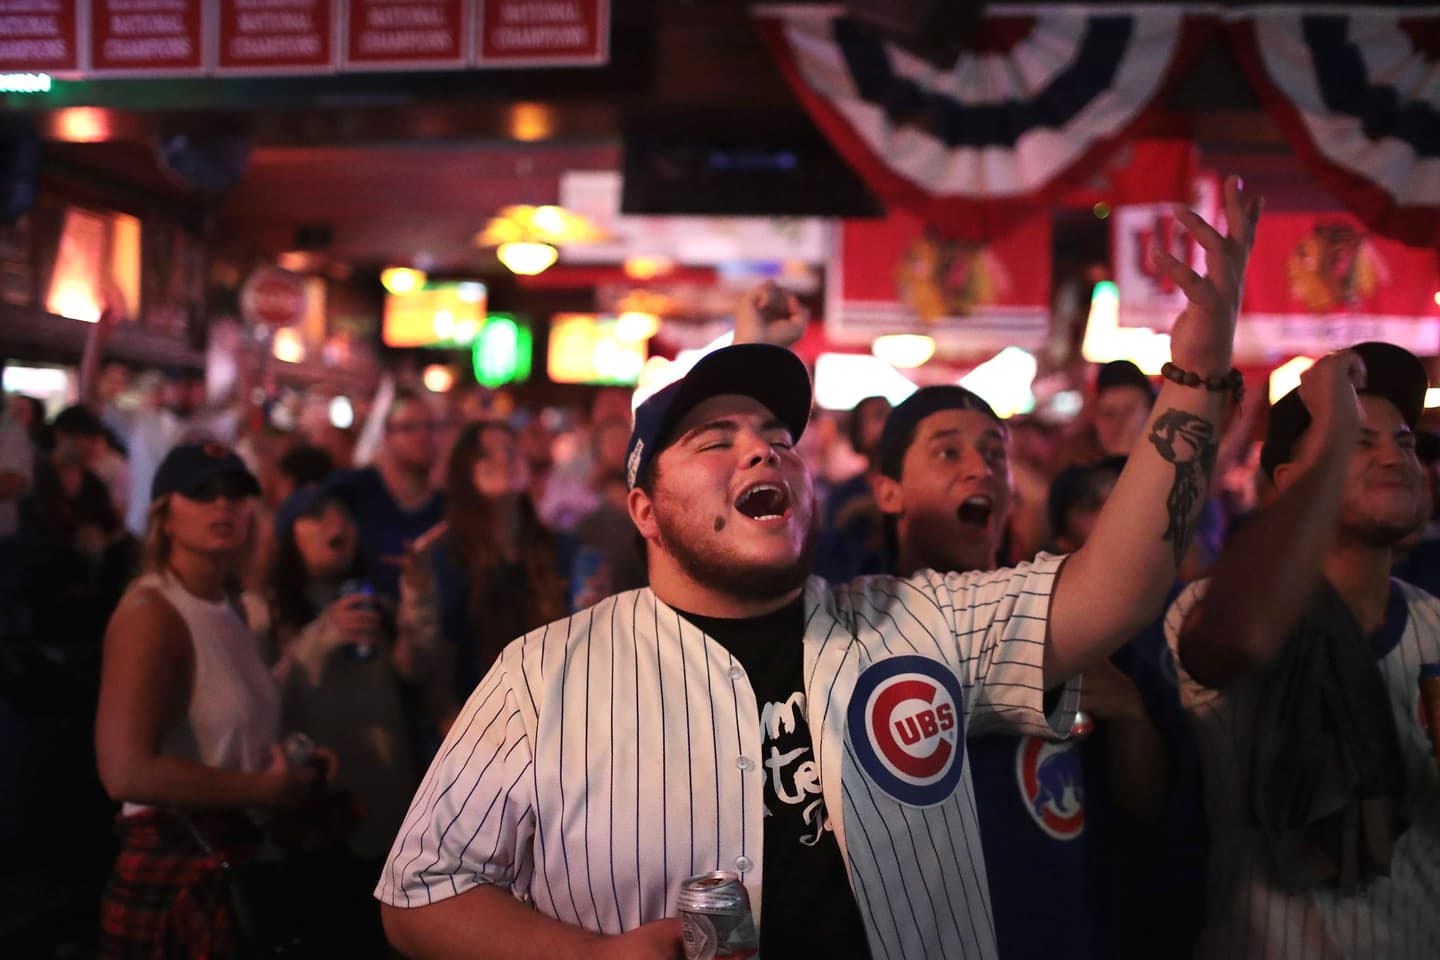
[378,554,1079,959]
[1166,578,1440,960]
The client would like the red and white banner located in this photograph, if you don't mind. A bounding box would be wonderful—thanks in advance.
[0,0,81,74]
[343,0,468,69]
[756,5,1209,240]
[1235,210,1440,359]
[91,0,206,75]
[828,209,1052,356]
[476,0,606,67]
[218,0,336,73]
[1112,172,1223,331]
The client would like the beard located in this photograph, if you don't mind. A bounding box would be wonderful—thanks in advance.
[654,505,819,603]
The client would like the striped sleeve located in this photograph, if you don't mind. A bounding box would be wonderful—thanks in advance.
[375,658,538,909]
[1161,578,1222,713]
[913,552,1078,739]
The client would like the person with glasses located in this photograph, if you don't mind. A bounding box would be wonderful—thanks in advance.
[94,442,332,958]
[325,389,447,601]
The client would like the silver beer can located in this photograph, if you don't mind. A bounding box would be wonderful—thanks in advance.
[678,871,759,960]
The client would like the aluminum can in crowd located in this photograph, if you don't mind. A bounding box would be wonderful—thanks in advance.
[678,871,758,960]
[338,578,378,660]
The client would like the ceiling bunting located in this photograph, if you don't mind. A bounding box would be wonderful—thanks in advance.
[754,5,1213,240]
[1226,8,1440,248]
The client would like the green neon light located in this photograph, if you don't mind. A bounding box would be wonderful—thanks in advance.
[472,313,532,388]
[0,73,53,94]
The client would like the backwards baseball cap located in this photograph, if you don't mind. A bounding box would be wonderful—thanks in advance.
[1260,341,1429,478]
[625,343,812,490]
[151,440,261,501]
[877,385,1000,480]
[1095,359,1157,404]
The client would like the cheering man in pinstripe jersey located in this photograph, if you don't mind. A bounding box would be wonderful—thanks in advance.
[1168,345,1440,959]
[376,177,1261,960]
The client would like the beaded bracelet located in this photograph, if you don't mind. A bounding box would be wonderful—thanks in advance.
[1160,361,1245,402]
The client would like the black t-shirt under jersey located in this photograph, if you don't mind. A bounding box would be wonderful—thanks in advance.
[676,598,872,959]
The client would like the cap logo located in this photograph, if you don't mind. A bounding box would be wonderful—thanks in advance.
[203,441,232,459]
[626,438,645,489]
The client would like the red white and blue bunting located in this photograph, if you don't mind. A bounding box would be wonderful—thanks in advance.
[1227,7,1440,248]
[754,5,1208,238]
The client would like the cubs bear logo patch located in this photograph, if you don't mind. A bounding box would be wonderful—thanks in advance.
[1015,736,1085,840]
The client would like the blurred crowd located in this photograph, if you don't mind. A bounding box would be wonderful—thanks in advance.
[3,299,1440,959]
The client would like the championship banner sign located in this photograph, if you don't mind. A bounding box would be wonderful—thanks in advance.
[0,0,608,75]
[828,208,1052,355]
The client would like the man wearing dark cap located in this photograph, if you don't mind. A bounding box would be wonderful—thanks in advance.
[376,176,1261,960]
[1168,344,1440,959]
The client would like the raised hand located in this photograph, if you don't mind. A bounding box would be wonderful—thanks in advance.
[1297,349,1366,442]
[733,282,807,348]
[1156,175,1263,377]
[387,520,449,590]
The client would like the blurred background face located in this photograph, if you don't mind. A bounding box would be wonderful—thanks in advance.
[1094,385,1153,456]
[55,429,106,465]
[384,398,439,470]
[851,396,893,462]
[1056,471,1120,552]
[162,376,205,416]
[291,500,358,579]
[592,418,632,476]
[470,424,529,499]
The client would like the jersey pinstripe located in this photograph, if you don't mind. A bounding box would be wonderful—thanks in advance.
[1165,579,1440,959]
[378,554,1079,959]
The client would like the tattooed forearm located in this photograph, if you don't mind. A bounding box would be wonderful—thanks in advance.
[1147,409,1219,568]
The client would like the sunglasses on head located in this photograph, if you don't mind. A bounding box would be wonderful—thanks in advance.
[184,473,255,503]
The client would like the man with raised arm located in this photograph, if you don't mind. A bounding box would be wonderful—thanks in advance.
[376,179,1261,960]
[1168,344,1440,959]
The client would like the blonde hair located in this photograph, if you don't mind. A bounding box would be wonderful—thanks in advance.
[140,494,256,596]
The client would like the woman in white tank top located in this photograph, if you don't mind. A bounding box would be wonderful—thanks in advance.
[94,442,330,959]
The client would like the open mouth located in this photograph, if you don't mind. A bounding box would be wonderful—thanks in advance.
[956,495,994,528]
[735,482,791,522]
[328,534,348,551]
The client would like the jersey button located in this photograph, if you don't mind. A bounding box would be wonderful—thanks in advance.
[728,665,743,680]
[734,856,752,873]
[736,756,754,772]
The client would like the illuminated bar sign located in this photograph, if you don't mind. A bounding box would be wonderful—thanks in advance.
[217,0,336,73]
[0,0,80,74]
[91,0,206,75]
[476,0,607,67]
[343,0,468,70]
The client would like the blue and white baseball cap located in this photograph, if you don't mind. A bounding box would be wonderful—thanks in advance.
[625,343,812,490]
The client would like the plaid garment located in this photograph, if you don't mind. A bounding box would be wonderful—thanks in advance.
[98,809,262,960]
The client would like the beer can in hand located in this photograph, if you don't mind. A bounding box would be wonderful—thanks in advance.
[338,578,378,660]
[1419,663,1440,765]
[678,872,758,960]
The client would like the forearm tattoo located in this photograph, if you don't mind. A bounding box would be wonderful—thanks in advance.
[1147,409,1218,568]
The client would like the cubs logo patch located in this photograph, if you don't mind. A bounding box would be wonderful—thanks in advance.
[847,656,965,807]
[1015,736,1084,841]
